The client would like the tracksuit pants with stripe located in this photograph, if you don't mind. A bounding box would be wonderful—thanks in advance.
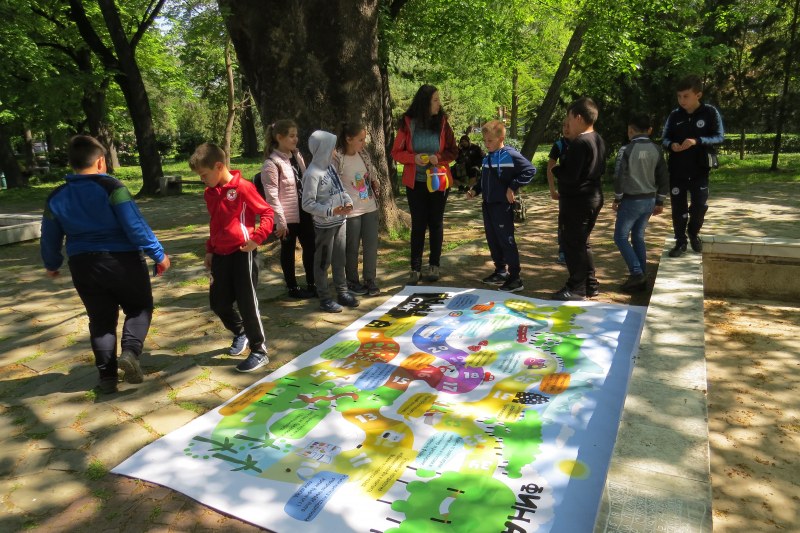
[209,250,267,353]
[482,202,521,277]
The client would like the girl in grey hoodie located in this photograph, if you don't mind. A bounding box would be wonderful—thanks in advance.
[302,130,358,313]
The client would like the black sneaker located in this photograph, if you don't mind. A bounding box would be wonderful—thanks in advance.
[119,349,144,384]
[668,242,687,257]
[338,292,360,308]
[347,281,368,295]
[426,265,440,282]
[481,272,509,285]
[689,234,703,253]
[552,287,585,301]
[586,287,600,298]
[320,299,343,313]
[288,286,315,299]
[95,376,118,394]
[229,333,249,355]
[365,280,380,296]
[498,276,524,292]
[619,274,647,293]
[236,351,269,372]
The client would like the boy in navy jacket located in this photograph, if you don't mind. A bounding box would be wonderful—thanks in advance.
[466,120,536,292]
[41,135,171,394]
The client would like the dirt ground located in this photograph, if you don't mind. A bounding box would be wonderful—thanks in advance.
[1,180,798,531]
[704,298,800,532]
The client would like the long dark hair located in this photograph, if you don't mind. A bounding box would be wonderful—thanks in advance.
[400,84,444,132]
[336,121,365,152]
[264,119,297,156]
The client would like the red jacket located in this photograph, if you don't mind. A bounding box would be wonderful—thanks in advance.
[391,115,458,189]
[205,170,275,255]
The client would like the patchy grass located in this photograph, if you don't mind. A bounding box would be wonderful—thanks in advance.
[16,349,46,365]
[85,459,108,480]
[177,401,207,414]
[178,277,209,288]
[26,430,51,440]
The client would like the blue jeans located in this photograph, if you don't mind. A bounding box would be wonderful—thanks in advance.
[614,198,655,275]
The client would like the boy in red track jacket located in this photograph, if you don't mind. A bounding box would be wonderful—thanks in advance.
[190,143,275,372]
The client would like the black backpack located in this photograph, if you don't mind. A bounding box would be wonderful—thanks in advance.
[252,172,266,199]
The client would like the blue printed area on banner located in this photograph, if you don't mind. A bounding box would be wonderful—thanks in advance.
[285,471,349,522]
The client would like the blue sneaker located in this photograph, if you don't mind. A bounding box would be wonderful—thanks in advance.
[320,299,343,313]
[229,334,249,355]
[236,351,269,372]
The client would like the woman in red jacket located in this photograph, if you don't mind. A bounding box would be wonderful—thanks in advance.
[391,84,458,285]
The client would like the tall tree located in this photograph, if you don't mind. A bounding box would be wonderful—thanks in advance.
[219,0,406,231]
[66,0,166,194]
[771,0,799,170]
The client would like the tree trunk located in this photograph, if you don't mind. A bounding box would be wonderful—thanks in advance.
[96,0,163,194]
[510,67,519,140]
[520,19,590,160]
[240,81,260,158]
[739,126,745,160]
[0,124,25,188]
[770,0,799,171]
[22,128,36,171]
[223,36,236,166]
[219,0,407,233]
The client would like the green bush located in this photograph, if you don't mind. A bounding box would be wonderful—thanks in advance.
[719,133,800,155]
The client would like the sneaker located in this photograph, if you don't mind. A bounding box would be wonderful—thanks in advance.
[481,271,509,285]
[229,333,249,355]
[668,242,687,257]
[689,234,703,253]
[119,349,144,384]
[556,252,566,265]
[320,298,343,313]
[95,376,118,394]
[408,270,420,286]
[551,287,585,301]
[338,292,360,308]
[426,265,440,282]
[347,281,368,295]
[586,284,600,298]
[365,280,380,296]
[620,274,647,293]
[236,351,269,373]
[498,276,524,292]
[288,286,315,299]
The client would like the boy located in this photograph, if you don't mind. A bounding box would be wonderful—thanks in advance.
[612,114,669,292]
[189,143,275,372]
[466,120,536,292]
[547,117,571,264]
[661,74,724,257]
[551,97,607,301]
[40,135,170,394]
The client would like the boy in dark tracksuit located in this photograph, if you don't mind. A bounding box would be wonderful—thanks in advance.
[552,97,607,301]
[40,135,171,394]
[190,143,275,373]
[661,74,724,257]
[467,120,536,293]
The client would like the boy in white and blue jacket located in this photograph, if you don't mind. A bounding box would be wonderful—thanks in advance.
[466,120,536,292]
[301,130,358,313]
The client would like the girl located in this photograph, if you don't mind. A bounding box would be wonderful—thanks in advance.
[260,119,316,299]
[334,122,381,296]
[391,84,458,285]
[302,130,358,313]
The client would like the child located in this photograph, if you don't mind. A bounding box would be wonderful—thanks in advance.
[189,143,274,373]
[661,74,724,257]
[466,119,536,293]
[546,117,571,265]
[551,97,607,301]
[302,130,359,313]
[390,84,459,285]
[40,135,171,394]
[612,113,669,292]
[334,121,381,297]
[260,119,316,299]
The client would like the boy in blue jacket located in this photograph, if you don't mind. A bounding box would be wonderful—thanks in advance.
[41,135,170,394]
[466,120,536,292]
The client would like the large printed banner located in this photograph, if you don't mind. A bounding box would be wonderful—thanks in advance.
[113,287,645,532]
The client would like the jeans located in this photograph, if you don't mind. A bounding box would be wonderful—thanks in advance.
[614,197,655,275]
[345,210,379,284]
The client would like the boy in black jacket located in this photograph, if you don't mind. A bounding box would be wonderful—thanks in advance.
[552,98,607,301]
[661,74,724,257]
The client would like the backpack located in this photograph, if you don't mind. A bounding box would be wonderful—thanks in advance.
[252,172,266,199]
[513,193,526,223]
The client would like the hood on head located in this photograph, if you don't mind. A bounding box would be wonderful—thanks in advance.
[308,130,337,169]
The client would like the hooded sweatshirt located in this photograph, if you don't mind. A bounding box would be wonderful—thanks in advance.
[302,131,353,229]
